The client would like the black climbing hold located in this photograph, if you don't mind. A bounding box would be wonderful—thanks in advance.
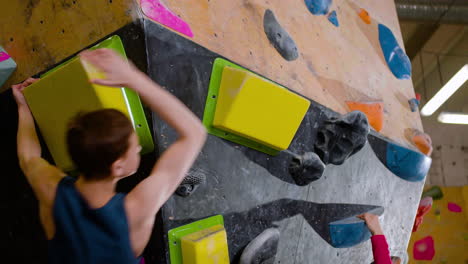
[239,228,280,264]
[175,167,208,197]
[175,184,195,197]
[314,111,369,165]
[288,152,326,186]
[263,9,299,61]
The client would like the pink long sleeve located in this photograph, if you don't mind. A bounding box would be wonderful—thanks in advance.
[371,235,392,264]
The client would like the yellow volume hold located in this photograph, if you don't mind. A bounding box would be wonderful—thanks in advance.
[213,66,310,151]
[181,224,230,264]
[23,57,131,171]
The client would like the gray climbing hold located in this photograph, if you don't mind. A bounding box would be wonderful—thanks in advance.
[263,9,299,61]
[288,151,326,186]
[240,228,280,264]
[314,111,370,165]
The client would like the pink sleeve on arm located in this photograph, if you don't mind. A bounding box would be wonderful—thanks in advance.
[371,235,392,264]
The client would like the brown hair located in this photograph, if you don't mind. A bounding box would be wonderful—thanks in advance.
[66,109,133,179]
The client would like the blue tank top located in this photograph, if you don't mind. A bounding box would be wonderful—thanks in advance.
[48,176,139,264]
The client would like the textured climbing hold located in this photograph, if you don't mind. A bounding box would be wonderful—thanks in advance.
[329,207,384,248]
[140,0,194,38]
[304,0,332,15]
[346,101,384,132]
[181,225,230,264]
[413,236,435,261]
[447,202,462,213]
[411,130,433,156]
[368,134,431,182]
[176,167,208,197]
[0,47,16,87]
[408,98,420,112]
[327,11,339,27]
[239,228,280,264]
[263,9,299,61]
[314,111,370,165]
[378,24,411,80]
[358,8,371,24]
[288,151,326,186]
[213,66,310,151]
[412,197,433,232]
[422,186,443,200]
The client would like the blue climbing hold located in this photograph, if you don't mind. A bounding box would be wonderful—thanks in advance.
[368,134,431,182]
[327,11,339,27]
[329,220,371,248]
[304,0,332,15]
[408,98,420,112]
[386,142,431,182]
[329,207,384,248]
[378,24,411,80]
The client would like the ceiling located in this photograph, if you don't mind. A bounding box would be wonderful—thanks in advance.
[396,1,468,146]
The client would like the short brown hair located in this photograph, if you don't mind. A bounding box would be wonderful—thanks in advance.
[66,109,134,179]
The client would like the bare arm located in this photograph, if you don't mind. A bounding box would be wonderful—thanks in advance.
[125,72,206,212]
[80,48,206,225]
[13,79,65,207]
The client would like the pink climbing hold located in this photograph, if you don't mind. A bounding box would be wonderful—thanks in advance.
[412,197,432,232]
[448,202,462,213]
[0,51,11,62]
[140,0,194,38]
[413,236,435,260]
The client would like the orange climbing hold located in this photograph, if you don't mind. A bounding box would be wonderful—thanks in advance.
[412,130,433,156]
[346,101,383,132]
[358,8,371,24]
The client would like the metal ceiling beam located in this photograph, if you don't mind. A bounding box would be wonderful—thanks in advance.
[396,0,468,24]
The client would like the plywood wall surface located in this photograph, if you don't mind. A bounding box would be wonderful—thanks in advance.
[0,0,135,92]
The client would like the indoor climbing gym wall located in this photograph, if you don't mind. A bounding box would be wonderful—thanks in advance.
[0,0,431,263]
[409,186,468,263]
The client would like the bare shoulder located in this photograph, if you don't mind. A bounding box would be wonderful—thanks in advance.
[23,157,66,206]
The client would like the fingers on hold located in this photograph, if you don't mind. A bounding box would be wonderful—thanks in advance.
[90,78,110,86]
[25,77,39,85]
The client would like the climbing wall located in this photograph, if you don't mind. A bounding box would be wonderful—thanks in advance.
[139,0,429,262]
[408,186,468,263]
[140,0,422,148]
[143,19,425,263]
[0,0,431,263]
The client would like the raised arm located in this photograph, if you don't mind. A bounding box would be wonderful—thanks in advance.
[124,72,207,208]
[80,49,206,253]
[13,79,66,239]
[13,79,65,206]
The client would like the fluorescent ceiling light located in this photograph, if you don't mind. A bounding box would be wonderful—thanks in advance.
[438,112,468,124]
[420,64,468,116]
